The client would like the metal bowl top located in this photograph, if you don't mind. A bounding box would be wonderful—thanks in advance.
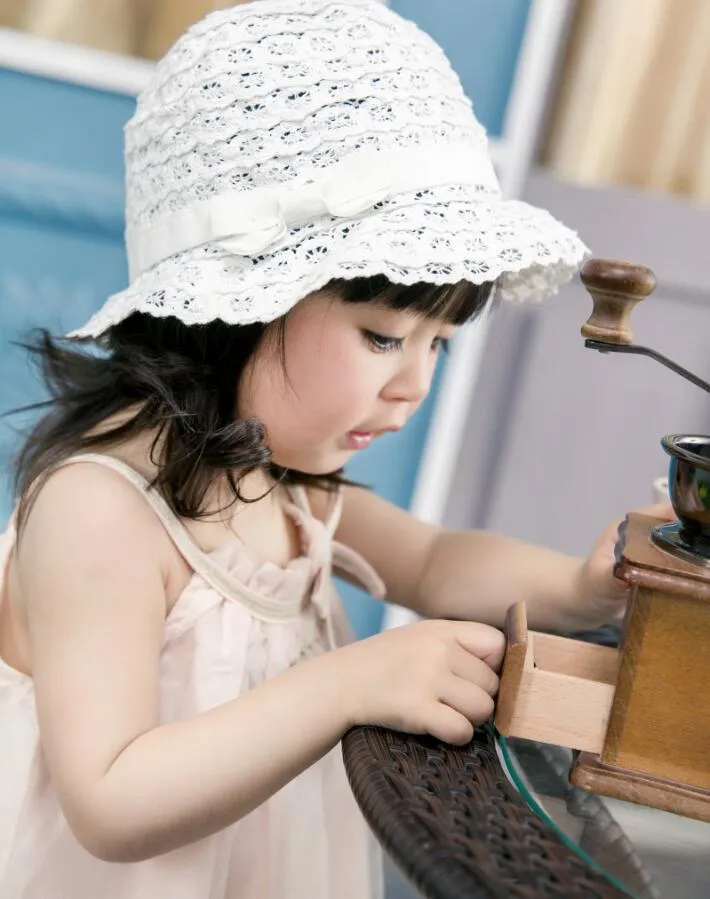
[662,435,710,469]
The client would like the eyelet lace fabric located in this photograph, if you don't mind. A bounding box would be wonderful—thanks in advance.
[71,0,588,338]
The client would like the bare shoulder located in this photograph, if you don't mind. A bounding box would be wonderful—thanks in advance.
[17,460,175,600]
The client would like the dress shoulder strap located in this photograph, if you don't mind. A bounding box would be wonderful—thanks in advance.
[42,454,321,621]
[56,453,216,579]
[287,482,385,600]
[287,483,343,536]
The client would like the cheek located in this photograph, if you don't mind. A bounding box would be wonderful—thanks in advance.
[240,310,387,451]
[284,334,369,421]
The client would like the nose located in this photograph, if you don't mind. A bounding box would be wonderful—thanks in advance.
[382,349,435,405]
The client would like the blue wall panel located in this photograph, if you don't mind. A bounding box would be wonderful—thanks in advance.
[0,69,133,521]
[390,0,531,136]
[0,69,130,177]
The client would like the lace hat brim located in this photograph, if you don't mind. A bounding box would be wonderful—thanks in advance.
[69,184,588,339]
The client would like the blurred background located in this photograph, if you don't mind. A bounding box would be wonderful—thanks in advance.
[1,0,709,639]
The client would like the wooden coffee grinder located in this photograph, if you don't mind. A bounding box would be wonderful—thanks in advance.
[495,258,710,822]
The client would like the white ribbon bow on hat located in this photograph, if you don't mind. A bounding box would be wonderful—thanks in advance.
[128,141,500,281]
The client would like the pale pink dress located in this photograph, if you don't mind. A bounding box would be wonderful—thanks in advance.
[0,454,386,899]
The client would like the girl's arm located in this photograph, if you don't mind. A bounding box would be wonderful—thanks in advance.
[19,465,504,863]
[329,486,592,632]
[19,465,351,862]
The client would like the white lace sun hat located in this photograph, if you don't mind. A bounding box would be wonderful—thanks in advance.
[71,0,589,339]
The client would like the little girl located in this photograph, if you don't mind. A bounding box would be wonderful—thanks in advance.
[0,2,661,897]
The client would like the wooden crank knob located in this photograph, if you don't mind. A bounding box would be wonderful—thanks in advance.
[580,259,657,345]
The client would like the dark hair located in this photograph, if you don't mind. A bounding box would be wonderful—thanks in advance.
[10,275,495,524]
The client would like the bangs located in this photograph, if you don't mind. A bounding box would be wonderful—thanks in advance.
[331,274,496,325]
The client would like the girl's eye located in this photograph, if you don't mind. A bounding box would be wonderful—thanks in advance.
[362,330,404,353]
[433,337,450,353]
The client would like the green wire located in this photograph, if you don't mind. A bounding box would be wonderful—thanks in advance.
[494,731,639,898]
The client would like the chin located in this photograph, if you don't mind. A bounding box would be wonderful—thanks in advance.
[272,449,353,477]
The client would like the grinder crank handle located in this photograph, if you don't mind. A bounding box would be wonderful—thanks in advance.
[580,258,656,345]
[580,258,710,394]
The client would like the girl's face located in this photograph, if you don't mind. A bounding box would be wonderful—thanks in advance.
[239,290,455,474]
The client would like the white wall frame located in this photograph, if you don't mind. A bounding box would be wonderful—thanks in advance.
[0,27,154,95]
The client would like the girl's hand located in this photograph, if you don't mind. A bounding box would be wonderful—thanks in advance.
[577,501,675,626]
[336,619,506,745]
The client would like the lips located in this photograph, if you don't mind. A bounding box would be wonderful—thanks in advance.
[346,431,375,450]
[345,424,403,450]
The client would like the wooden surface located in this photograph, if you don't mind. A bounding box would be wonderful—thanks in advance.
[534,629,619,683]
[615,512,710,598]
[494,602,528,735]
[602,584,710,790]
[571,751,710,824]
[495,602,617,753]
[605,513,710,792]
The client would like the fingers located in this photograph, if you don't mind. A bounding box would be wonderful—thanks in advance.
[438,675,495,728]
[454,621,506,672]
[450,643,499,697]
[424,702,475,746]
[437,631,501,741]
